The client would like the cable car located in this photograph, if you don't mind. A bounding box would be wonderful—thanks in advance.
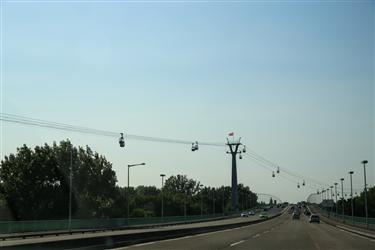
[239,153,243,159]
[242,145,246,153]
[119,133,125,147]
[317,190,320,194]
[297,183,300,188]
[277,166,280,174]
[302,180,305,186]
[272,171,275,178]
[191,141,198,151]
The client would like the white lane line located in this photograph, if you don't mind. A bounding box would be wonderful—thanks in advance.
[252,234,260,238]
[160,238,182,243]
[196,231,218,237]
[339,228,373,241]
[230,240,245,247]
[263,230,270,234]
[133,241,156,247]
[180,236,192,239]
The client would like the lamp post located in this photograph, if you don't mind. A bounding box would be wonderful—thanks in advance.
[222,186,225,215]
[160,174,166,221]
[330,186,333,200]
[340,178,344,222]
[127,163,146,220]
[334,183,338,216]
[361,160,368,229]
[69,146,73,233]
[184,190,187,218]
[200,184,204,217]
[212,189,215,215]
[349,171,354,225]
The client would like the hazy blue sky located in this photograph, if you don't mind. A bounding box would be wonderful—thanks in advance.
[1,0,374,202]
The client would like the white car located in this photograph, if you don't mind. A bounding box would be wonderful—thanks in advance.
[248,211,255,216]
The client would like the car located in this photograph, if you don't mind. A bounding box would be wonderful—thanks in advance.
[292,212,300,220]
[241,212,249,217]
[248,211,255,216]
[309,214,320,223]
[259,213,269,219]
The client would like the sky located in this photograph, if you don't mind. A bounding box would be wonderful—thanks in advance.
[1,0,374,203]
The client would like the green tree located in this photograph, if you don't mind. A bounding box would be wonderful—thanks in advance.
[0,140,117,220]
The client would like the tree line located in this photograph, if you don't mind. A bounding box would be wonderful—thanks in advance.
[0,140,258,221]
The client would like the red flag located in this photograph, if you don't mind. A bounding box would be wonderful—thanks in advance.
[228,132,234,136]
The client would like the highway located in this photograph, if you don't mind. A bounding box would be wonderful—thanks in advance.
[117,212,375,250]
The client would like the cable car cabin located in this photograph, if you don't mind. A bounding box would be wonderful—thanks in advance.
[242,145,246,153]
[119,133,125,147]
[239,154,242,159]
[272,171,275,177]
[277,167,280,174]
[191,141,198,151]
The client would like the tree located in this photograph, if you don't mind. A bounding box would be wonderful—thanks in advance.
[0,140,117,220]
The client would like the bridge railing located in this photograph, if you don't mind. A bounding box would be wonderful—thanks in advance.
[312,206,375,231]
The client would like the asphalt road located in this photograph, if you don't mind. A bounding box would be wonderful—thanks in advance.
[116,212,375,250]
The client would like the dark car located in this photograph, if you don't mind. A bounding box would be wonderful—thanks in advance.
[292,212,300,220]
[309,214,320,223]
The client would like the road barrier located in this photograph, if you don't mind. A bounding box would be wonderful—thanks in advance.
[309,205,375,231]
[0,213,237,235]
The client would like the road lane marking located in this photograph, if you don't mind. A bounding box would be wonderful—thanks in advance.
[180,236,192,239]
[252,234,260,238]
[313,242,321,250]
[339,228,374,241]
[263,230,270,234]
[230,240,244,247]
[196,231,218,237]
[134,241,155,247]
[158,238,181,243]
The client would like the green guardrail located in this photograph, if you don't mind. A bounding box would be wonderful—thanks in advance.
[0,213,237,235]
[313,206,375,229]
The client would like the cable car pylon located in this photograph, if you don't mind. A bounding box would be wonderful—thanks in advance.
[226,133,246,212]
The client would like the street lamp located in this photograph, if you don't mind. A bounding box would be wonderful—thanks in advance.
[212,189,215,215]
[334,183,338,215]
[127,163,146,220]
[349,171,354,225]
[160,174,166,221]
[221,186,225,215]
[340,178,344,221]
[68,146,73,233]
[200,184,204,216]
[330,186,333,200]
[361,160,369,229]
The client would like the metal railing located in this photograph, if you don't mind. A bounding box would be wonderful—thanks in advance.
[315,207,375,231]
